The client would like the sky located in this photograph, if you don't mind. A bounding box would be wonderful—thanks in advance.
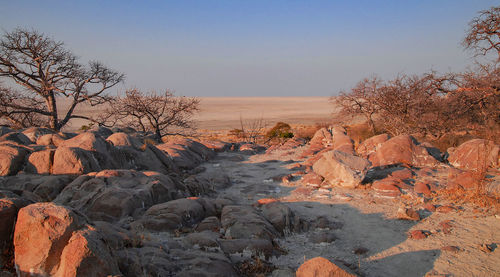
[0,1,498,97]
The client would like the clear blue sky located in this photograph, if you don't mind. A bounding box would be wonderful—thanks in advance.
[0,1,497,96]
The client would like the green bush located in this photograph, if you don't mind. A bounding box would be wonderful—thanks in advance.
[266,122,293,140]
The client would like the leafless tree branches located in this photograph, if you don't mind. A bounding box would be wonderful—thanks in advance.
[463,6,500,60]
[96,89,200,141]
[0,28,124,130]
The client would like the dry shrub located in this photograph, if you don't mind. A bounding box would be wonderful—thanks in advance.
[344,122,378,147]
[236,256,275,276]
[294,122,330,141]
[429,132,476,152]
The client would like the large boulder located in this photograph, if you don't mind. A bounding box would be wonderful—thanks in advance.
[0,143,29,176]
[136,197,215,231]
[58,132,115,168]
[0,174,73,202]
[157,143,205,170]
[313,150,371,188]
[309,128,333,148]
[109,142,178,174]
[0,197,30,269]
[36,133,66,147]
[0,132,32,145]
[260,202,305,235]
[52,147,101,175]
[330,126,355,154]
[221,205,278,241]
[21,127,55,144]
[106,132,143,149]
[55,169,185,222]
[13,202,121,277]
[368,135,439,167]
[296,257,356,277]
[448,139,499,171]
[357,133,390,158]
[25,149,55,174]
[183,169,232,195]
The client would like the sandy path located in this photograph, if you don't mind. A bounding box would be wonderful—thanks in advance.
[200,147,500,276]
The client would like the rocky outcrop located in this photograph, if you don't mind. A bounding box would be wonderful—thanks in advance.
[25,149,55,174]
[0,132,32,145]
[356,133,390,158]
[221,205,278,241]
[13,202,121,277]
[448,139,499,171]
[52,147,101,175]
[313,150,371,188]
[157,138,214,170]
[134,197,215,231]
[260,202,305,235]
[368,135,439,167]
[36,133,66,147]
[0,174,73,202]
[21,127,55,144]
[55,169,185,222]
[0,143,29,176]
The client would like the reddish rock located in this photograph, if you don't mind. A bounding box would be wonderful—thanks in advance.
[56,225,121,277]
[447,169,478,190]
[296,257,356,277]
[25,149,55,174]
[256,198,279,205]
[391,168,414,180]
[106,132,143,149]
[309,128,333,148]
[441,245,460,253]
[368,135,439,167]
[13,203,121,277]
[397,207,421,221]
[330,127,355,154]
[414,181,432,195]
[313,150,371,188]
[357,133,390,158]
[436,205,456,213]
[408,230,429,240]
[448,139,499,171]
[423,203,436,212]
[52,147,101,175]
[0,143,29,176]
[372,178,401,197]
[301,172,324,187]
[21,127,55,144]
[36,133,65,147]
[439,220,453,234]
[0,198,29,253]
[293,186,315,197]
[199,140,231,152]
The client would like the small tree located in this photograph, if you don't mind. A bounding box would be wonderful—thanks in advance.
[463,6,500,60]
[334,76,382,134]
[98,89,200,141]
[0,28,124,130]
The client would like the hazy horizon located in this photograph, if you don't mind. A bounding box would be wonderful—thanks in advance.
[1,1,497,97]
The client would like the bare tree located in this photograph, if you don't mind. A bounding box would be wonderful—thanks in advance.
[334,76,382,134]
[463,6,500,60]
[0,28,124,130]
[0,84,45,128]
[97,89,200,141]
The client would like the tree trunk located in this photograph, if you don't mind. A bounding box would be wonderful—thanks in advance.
[155,127,162,143]
[46,91,59,130]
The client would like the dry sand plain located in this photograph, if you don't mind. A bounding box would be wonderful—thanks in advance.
[60,97,336,132]
[193,97,336,130]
